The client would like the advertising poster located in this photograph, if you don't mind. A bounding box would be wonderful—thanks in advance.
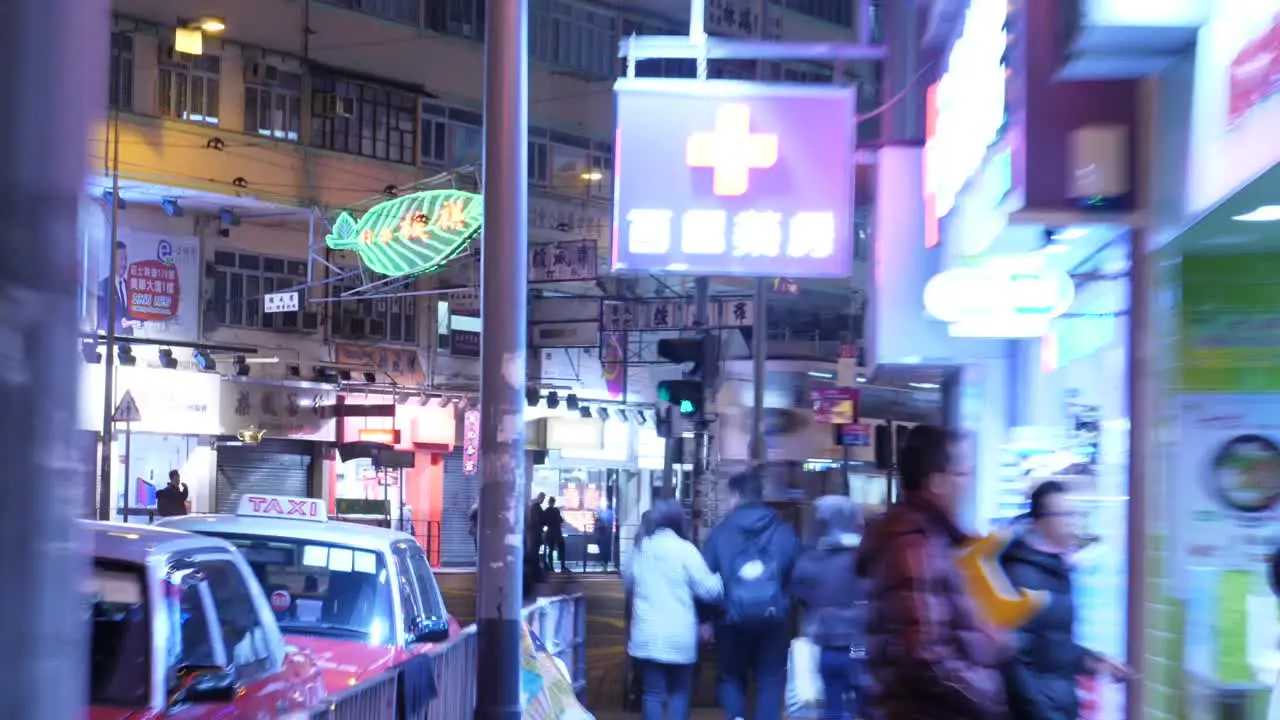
[1175,394,1280,690]
[89,230,201,342]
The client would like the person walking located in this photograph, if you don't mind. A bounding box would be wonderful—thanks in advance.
[625,498,723,720]
[543,497,568,572]
[855,424,1010,719]
[155,470,189,518]
[793,495,868,720]
[1001,480,1132,720]
[524,492,546,597]
[700,469,799,720]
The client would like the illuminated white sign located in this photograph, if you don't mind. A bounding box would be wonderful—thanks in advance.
[626,209,836,263]
[236,494,327,522]
[924,266,1075,338]
[926,0,1009,219]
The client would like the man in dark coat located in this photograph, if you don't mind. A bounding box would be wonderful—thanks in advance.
[1000,480,1131,719]
[155,470,188,517]
[856,425,1010,719]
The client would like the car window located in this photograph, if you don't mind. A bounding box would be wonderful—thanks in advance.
[405,545,446,619]
[211,533,394,646]
[89,560,150,707]
[198,559,274,683]
[392,546,426,634]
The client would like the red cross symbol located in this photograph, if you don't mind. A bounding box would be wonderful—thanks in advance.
[685,103,779,197]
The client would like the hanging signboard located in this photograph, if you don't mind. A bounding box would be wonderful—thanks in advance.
[325,190,483,277]
[612,78,855,279]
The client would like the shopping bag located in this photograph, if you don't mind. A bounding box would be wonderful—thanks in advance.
[786,636,824,717]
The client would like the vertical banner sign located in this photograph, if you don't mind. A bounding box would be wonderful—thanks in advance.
[612,78,855,279]
[96,231,201,341]
[602,332,627,400]
[463,409,480,475]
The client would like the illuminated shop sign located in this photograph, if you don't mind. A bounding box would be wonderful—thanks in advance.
[325,190,483,277]
[924,266,1075,338]
[1227,11,1280,129]
[612,78,855,278]
[925,0,1009,221]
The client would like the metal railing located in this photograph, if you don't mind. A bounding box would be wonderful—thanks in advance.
[309,669,399,720]
[423,592,588,719]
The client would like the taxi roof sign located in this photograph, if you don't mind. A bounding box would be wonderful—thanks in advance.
[236,494,327,523]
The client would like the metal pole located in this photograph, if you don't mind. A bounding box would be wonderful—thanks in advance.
[1124,229,1148,720]
[750,277,767,463]
[122,423,132,523]
[0,0,102,715]
[475,0,528,717]
[97,107,122,521]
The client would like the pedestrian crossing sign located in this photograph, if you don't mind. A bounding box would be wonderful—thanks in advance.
[112,390,142,423]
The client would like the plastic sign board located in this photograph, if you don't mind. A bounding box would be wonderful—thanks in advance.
[325,189,483,278]
[236,494,326,522]
[112,390,142,423]
[264,290,299,313]
[612,78,855,278]
[923,266,1075,338]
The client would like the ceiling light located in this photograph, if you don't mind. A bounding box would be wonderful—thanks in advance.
[117,344,136,367]
[546,391,560,410]
[1233,205,1280,222]
[197,17,226,33]
[525,387,541,407]
[337,370,353,382]
[579,406,593,418]
[596,407,610,421]
[193,350,216,372]
[566,393,580,411]
[362,371,377,383]
[636,411,647,425]
[157,348,178,369]
[80,342,102,364]
[909,382,940,390]
[1049,227,1088,241]
[287,364,301,377]
[233,355,250,376]
[580,171,603,181]
[617,409,629,422]
[161,197,183,218]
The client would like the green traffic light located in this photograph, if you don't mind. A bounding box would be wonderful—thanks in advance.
[679,399,695,414]
[658,385,671,402]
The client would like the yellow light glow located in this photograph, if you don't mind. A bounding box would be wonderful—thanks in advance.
[173,27,204,55]
[580,171,603,181]
[199,18,226,33]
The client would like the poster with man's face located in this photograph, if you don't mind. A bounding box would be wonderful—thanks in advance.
[90,230,200,342]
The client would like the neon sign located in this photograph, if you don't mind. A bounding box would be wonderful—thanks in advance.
[325,189,483,277]
[926,0,1008,220]
[612,78,854,278]
[924,266,1075,338]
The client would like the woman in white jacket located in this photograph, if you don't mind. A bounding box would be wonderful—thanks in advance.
[624,498,723,720]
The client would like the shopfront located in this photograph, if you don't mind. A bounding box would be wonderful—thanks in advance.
[215,379,335,513]
[79,364,222,520]
[1140,4,1280,716]
[330,393,457,565]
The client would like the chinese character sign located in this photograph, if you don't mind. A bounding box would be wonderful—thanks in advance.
[93,230,200,342]
[612,78,855,278]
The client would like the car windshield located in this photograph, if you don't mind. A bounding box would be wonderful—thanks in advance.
[209,533,394,644]
[88,560,149,707]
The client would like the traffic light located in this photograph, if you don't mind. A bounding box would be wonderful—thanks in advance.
[655,335,718,417]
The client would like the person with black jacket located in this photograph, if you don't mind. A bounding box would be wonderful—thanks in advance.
[792,495,868,720]
[700,469,799,720]
[1001,480,1131,720]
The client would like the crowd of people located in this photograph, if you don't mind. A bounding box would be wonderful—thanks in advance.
[622,424,1132,720]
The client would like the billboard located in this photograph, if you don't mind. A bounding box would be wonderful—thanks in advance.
[611,78,855,278]
[90,229,201,342]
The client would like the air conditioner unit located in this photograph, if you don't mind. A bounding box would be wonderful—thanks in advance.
[316,93,355,118]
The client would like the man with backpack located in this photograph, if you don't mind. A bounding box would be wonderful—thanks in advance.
[700,469,799,720]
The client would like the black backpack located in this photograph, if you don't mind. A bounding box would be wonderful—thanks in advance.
[725,531,786,624]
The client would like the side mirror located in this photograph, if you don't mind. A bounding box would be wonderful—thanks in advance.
[169,665,239,707]
[411,617,450,645]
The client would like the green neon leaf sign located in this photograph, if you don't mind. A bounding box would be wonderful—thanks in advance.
[325,189,483,277]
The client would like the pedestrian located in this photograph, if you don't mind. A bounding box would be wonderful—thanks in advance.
[524,492,546,597]
[543,497,568,572]
[792,495,868,720]
[155,470,189,518]
[468,502,479,551]
[625,498,722,720]
[855,424,1010,719]
[700,469,799,720]
[1001,480,1132,720]
[596,501,616,570]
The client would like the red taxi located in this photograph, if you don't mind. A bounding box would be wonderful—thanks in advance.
[157,495,456,715]
[87,520,325,720]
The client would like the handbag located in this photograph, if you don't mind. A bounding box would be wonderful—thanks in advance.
[786,636,824,717]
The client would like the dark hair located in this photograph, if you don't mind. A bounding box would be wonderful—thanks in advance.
[728,469,764,503]
[168,469,180,481]
[116,241,127,250]
[1029,480,1068,519]
[547,497,556,506]
[648,498,687,539]
[897,424,960,493]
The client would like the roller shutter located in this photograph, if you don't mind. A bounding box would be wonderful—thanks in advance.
[439,447,476,568]
[215,439,314,514]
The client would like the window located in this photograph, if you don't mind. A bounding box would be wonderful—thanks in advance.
[450,121,482,169]
[198,559,274,682]
[310,73,416,164]
[391,547,425,633]
[211,251,311,332]
[215,534,395,646]
[529,135,550,185]
[631,58,696,78]
[425,0,486,41]
[89,560,149,707]
[167,567,220,672]
[331,268,418,345]
[531,0,617,78]
[159,51,220,125]
[323,0,420,26]
[421,102,449,165]
[550,132,590,195]
[588,141,612,198]
[781,64,835,84]
[708,60,758,80]
[244,68,302,141]
[404,545,446,620]
[780,0,854,28]
[108,33,134,110]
